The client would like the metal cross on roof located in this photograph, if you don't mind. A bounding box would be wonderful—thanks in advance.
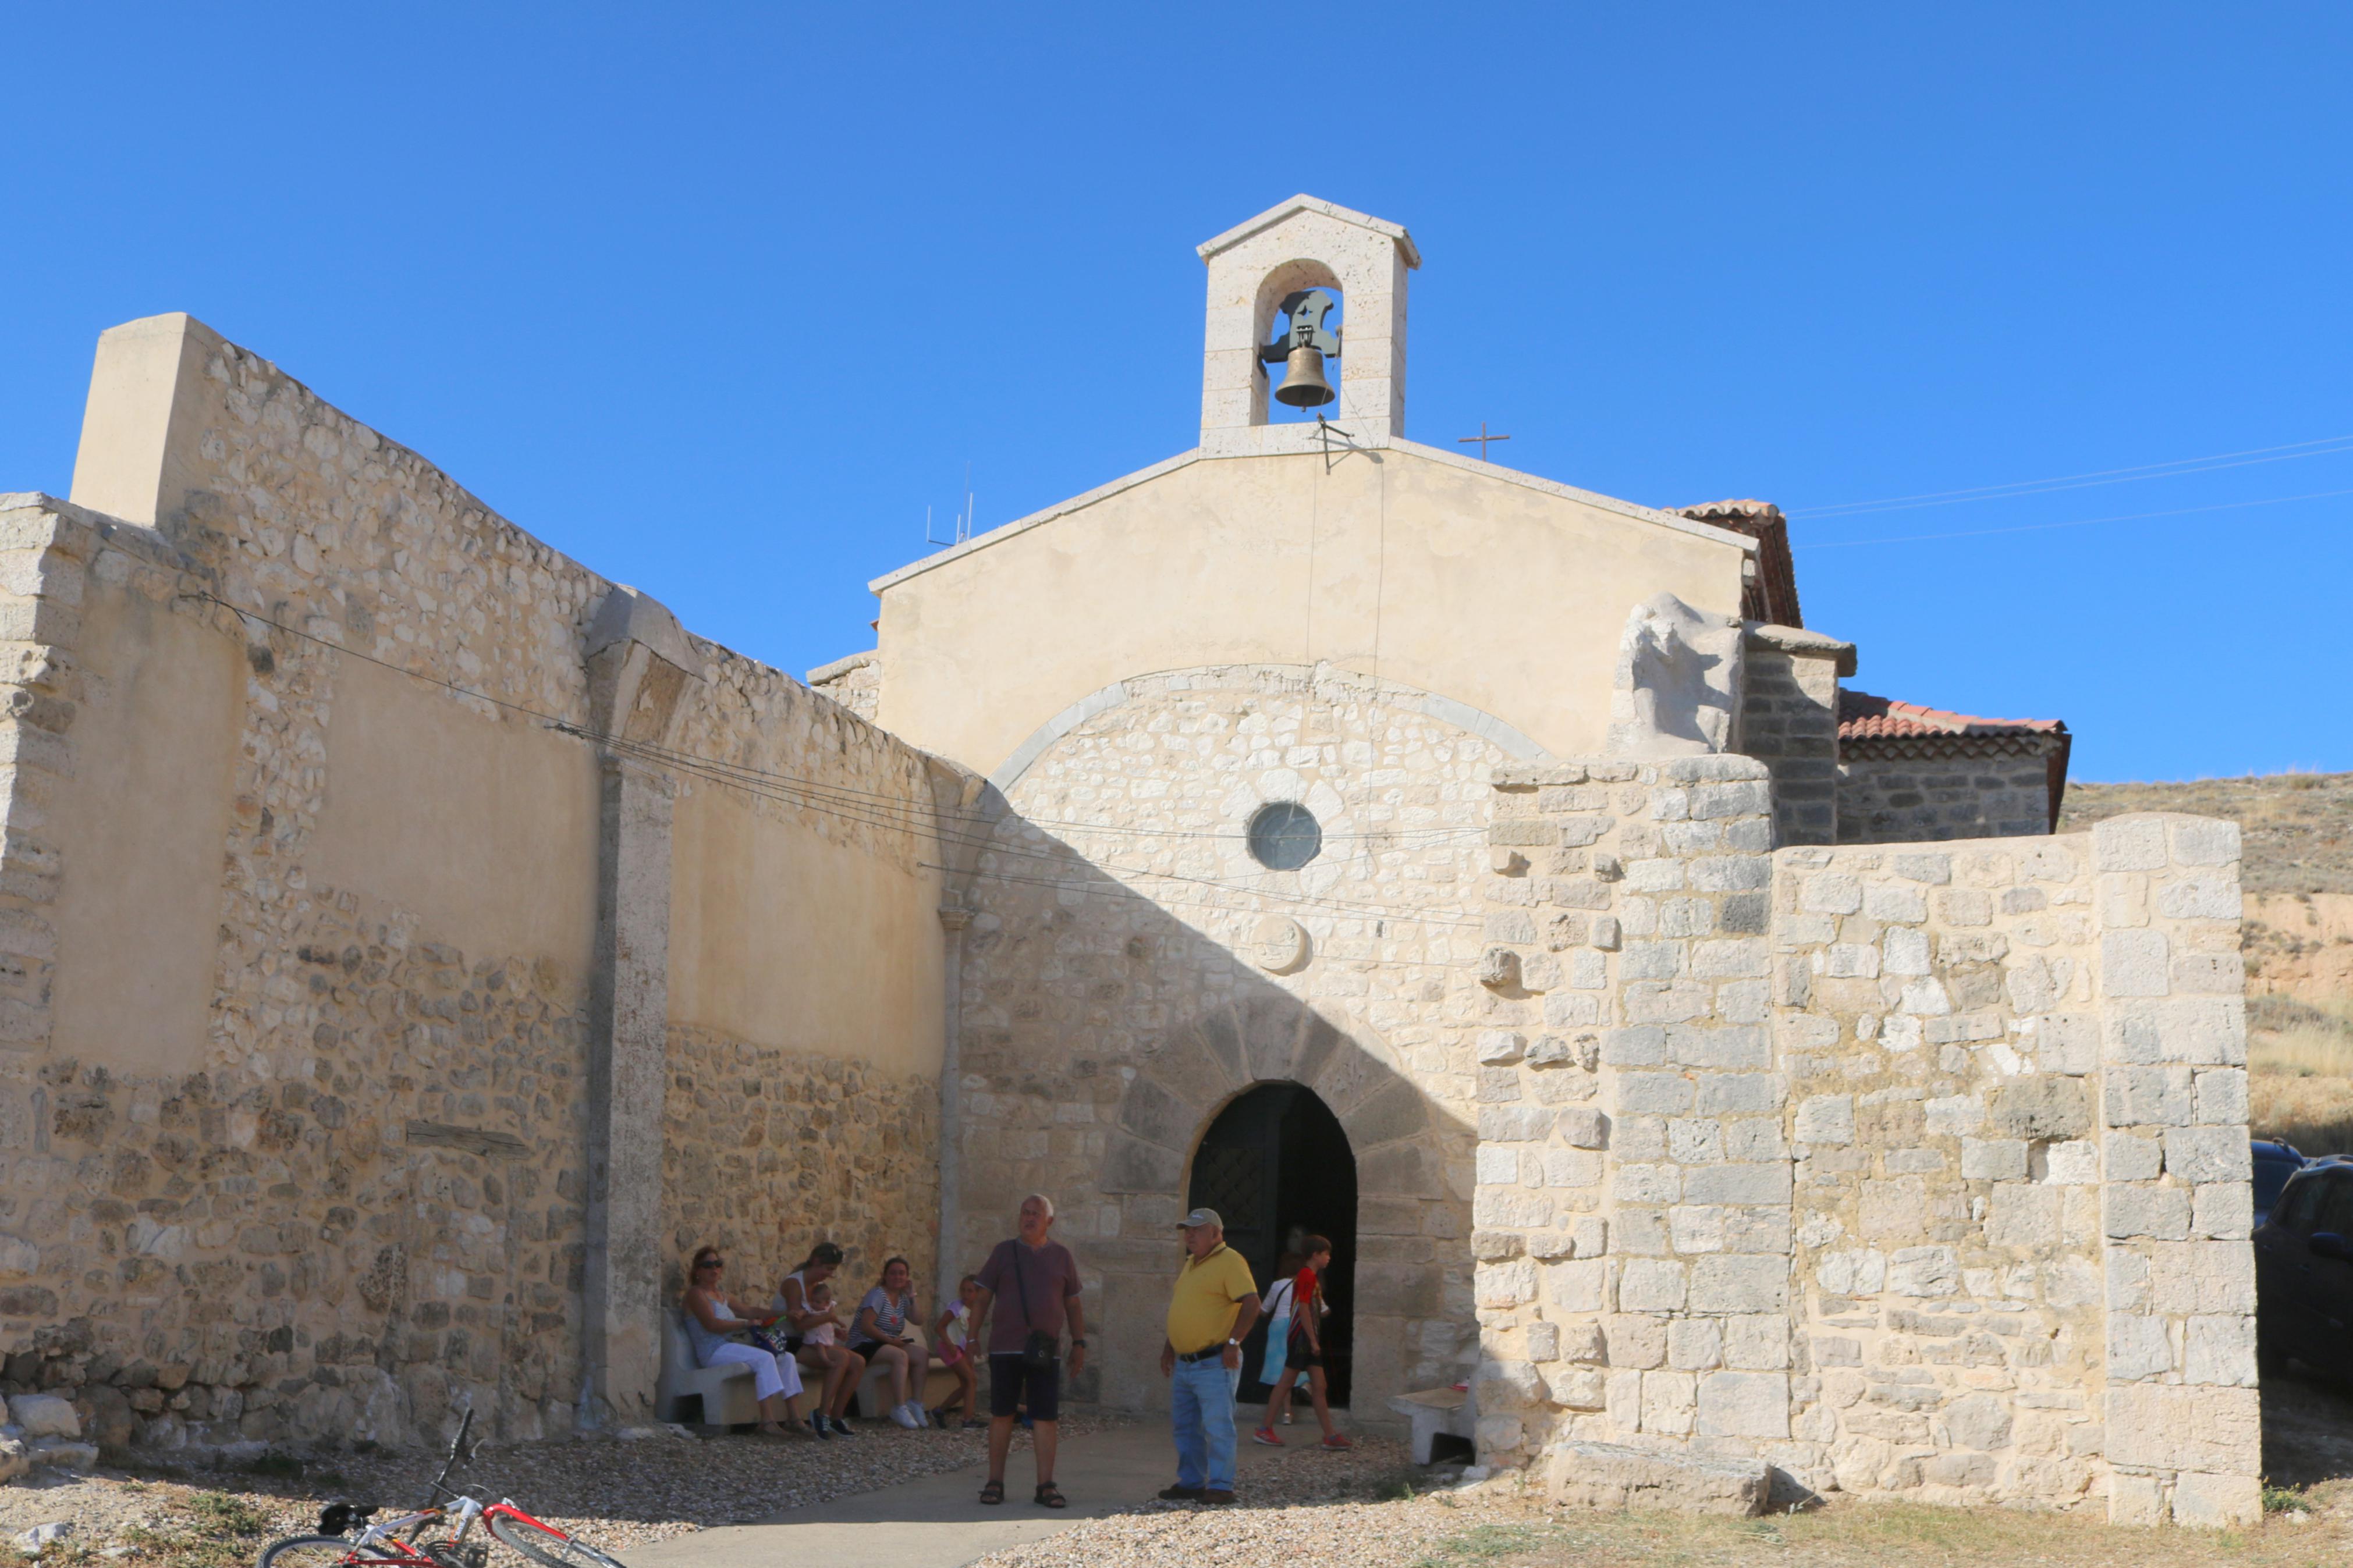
[1456,422,1512,461]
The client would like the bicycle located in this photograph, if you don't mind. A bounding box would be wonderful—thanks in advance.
[255,1409,631,1568]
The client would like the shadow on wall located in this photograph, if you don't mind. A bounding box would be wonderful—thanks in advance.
[949,815,1479,1422]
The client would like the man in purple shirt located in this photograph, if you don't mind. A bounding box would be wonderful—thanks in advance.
[970,1193,1088,1508]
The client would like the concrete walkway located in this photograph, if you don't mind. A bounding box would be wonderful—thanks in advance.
[629,1422,1257,1568]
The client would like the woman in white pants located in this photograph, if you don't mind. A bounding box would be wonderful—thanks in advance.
[684,1246,805,1435]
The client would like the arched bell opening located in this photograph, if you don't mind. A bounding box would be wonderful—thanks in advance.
[1186,1080,1359,1407]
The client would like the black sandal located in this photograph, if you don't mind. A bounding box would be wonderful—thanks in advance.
[979,1480,1005,1506]
[1035,1482,1067,1509]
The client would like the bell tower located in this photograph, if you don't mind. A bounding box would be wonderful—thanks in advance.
[1196,195,1420,458]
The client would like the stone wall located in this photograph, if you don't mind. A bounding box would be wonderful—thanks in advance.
[0,315,950,1456]
[1463,759,2258,1526]
[1838,740,2064,844]
[1468,757,1788,1469]
[1736,625,1848,847]
[949,664,1493,1418]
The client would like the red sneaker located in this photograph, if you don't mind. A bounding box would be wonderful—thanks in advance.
[1321,1433,1354,1450]
[1251,1427,1284,1446]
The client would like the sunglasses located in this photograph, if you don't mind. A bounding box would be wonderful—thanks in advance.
[697,1260,725,1271]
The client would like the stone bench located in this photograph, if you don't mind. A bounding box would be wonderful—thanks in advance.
[1387,1386,1477,1464]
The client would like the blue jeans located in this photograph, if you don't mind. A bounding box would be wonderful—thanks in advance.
[1170,1355,1238,1491]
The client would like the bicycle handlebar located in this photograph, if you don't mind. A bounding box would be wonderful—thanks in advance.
[422,1408,477,1506]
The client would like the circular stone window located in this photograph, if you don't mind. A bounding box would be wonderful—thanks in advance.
[1247,801,1322,870]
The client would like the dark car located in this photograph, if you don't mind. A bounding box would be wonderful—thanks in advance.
[2253,1139,2306,1228]
[2254,1159,2353,1380]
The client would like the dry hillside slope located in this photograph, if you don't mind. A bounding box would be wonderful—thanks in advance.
[2061,771,2353,1154]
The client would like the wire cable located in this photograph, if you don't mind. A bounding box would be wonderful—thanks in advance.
[1794,432,2353,519]
[1793,486,2353,551]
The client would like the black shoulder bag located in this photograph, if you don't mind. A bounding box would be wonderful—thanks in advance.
[1010,1244,1060,1372]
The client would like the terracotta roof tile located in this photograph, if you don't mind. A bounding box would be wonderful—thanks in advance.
[1837,689,2067,742]
[1679,499,1800,629]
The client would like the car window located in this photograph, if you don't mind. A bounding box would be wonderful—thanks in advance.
[2312,1173,2353,1238]
[2273,1176,2320,1232]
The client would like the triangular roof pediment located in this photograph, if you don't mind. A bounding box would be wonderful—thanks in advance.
[1195,194,1422,269]
[868,441,1754,594]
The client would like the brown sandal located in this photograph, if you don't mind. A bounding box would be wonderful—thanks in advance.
[1035,1482,1067,1509]
[979,1479,1005,1505]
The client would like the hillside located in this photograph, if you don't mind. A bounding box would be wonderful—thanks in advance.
[2060,771,2353,1154]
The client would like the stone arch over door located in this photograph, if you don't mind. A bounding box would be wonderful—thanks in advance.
[1094,991,1471,1418]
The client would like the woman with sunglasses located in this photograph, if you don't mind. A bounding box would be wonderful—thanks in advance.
[683,1245,805,1436]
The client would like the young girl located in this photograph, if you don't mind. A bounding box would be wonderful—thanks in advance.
[929,1274,985,1428]
[1254,1236,1351,1449]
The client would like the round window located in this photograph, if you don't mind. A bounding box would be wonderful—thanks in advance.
[1247,801,1322,870]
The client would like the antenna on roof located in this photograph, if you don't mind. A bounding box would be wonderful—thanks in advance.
[924,464,977,548]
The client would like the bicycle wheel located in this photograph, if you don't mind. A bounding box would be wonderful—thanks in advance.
[483,1512,630,1568]
[257,1537,364,1568]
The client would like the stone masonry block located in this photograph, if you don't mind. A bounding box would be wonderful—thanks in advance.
[1961,1138,2028,1181]
[1696,1371,1789,1438]
[2172,1471,2262,1529]
[1688,1254,1787,1315]
[2194,1182,2252,1240]
[2102,929,2170,997]
[2093,816,2169,873]
[1693,1073,1782,1116]
[2105,1185,2191,1240]
[1479,1105,1557,1143]
[1558,1107,1607,1149]
[2104,1313,2172,1381]
[2184,1314,2258,1387]
[2164,1125,2251,1185]
[2155,876,2238,921]
[1681,1164,1792,1206]
[2167,819,2241,868]
[2105,1384,2261,1475]
[1478,1029,1527,1065]
[1666,1025,1769,1069]
[2194,1068,2248,1126]
[1619,1258,1687,1313]
[1802,874,1862,915]
[2105,1066,2193,1128]
[2105,1133,2162,1182]
[1794,1094,1854,1146]
[1617,1073,1695,1115]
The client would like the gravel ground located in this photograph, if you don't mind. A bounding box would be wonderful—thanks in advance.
[0,1413,1117,1564]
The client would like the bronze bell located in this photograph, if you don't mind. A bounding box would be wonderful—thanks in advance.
[1274,345,1336,409]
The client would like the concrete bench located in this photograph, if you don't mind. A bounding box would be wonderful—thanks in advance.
[1388,1385,1477,1464]
[655,1310,762,1427]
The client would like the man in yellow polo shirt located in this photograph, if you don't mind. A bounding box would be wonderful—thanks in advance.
[1156,1207,1261,1503]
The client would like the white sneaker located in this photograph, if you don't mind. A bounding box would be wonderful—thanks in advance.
[891,1400,922,1429]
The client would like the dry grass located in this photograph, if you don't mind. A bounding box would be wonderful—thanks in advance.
[1432,1496,2353,1568]
[2059,771,2353,898]
[2245,996,2353,1155]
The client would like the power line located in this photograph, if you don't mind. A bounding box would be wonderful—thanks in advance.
[1794,432,2353,519]
[184,595,1497,932]
[1793,486,2353,551]
[192,592,1493,845]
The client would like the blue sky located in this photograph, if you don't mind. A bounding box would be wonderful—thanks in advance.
[5,5,2347,781]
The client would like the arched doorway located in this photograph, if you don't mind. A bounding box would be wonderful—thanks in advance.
[1187,1082,1358,1407]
